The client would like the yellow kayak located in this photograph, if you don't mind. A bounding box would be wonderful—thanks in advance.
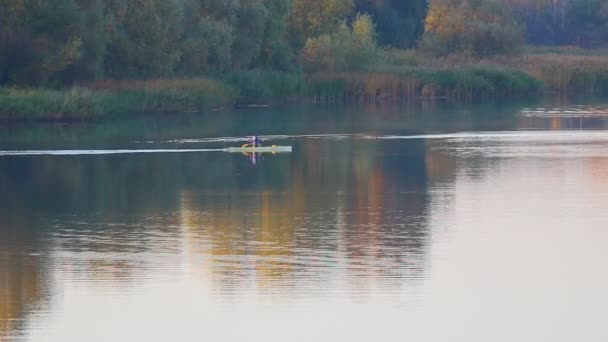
[223,145,292,153]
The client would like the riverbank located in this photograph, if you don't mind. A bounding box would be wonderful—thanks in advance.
[0,79,236,122]
[2,49,608,122]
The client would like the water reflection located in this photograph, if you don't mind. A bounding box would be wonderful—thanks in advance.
[0,215,47,341]
[178,139,430,299]
[1,101,608,341]
[0,133,434,336]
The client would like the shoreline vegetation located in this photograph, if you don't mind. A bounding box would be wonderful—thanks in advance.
[2,48,608,121]
[2,0,608,121]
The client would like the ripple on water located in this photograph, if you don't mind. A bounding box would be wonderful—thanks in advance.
[521,104,608,118]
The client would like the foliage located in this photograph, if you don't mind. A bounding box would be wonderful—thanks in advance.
[301,14,381,72]
[288,0,354,48]
[518,53,608,94]
[505,0,608,47]
[307,65,543,102]
[258,0,295,70]
[0,78,236,121]
[0,0,83,85]
[0,0,302,86]
[353,0,428,48]
[104,0,184,78]
[4,0,608,112]
[421,0,524,57]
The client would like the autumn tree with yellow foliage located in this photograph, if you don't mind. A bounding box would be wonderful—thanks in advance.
[289,0,354,48]
[301,13,379,71]
[422,0,524,57]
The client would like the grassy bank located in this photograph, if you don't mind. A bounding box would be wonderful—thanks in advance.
[3,48,608,121]
[0,78,236,121]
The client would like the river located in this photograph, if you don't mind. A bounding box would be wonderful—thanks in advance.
[1,100,608,342]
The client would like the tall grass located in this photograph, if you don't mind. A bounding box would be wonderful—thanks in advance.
[398,48,608,96]
[518,53,608,95]
[307,65,542,103]
[0,88,109,121]
[88,78,237,112]
[373,48,608,97]
[224,69,305,103]
[0,78,237,121]
[0,72,306,122]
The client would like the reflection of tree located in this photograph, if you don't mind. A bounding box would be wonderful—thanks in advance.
[424,140,458,184]
[0,216,46,340]
[588,157,608,193]
[519,104,608,130]
[179,189,301,292]
[178,138,436,295]
[0,124,466,301]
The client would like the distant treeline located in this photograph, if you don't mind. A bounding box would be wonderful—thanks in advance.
[423,0,608,58]
[0,0,427,86]
[1,0,607,88]
[505,0,608,47]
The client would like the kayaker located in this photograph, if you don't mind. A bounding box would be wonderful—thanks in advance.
[249,135,263,147]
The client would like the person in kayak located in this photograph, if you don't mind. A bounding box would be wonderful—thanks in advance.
[248,135,263,147]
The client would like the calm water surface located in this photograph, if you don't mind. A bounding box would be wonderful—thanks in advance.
[1,101,608,341]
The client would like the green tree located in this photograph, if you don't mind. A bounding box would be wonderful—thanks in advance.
[0,0,83,85]
[178,0,235,73]
[231,0,270,68]
[258,0,295,70]
[66,0,108,81]
[178,0,294,72]
[354,0,428,48]
[104,0,183,78]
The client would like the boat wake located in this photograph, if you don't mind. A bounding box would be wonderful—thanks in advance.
[0,149,223,156]
[160,131,608,145]
[4,131,608,157]
[162,134,352,144]
[372,130,608,142]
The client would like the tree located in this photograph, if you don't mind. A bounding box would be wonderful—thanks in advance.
[301,13,379,71]
[258,0,295,70]
[354,0,428,48]
[231,0,270,68]
[422,0,524,57]
[65,0,108,82]
[504,0,608,47]
[0,0,83,85]
[178,0,295,72]
[178,0,235,73]
[104,0,183,78]
[289,0,354,48]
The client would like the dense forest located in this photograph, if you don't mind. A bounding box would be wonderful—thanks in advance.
[506,0,608,46]
[0,0,607,87]
[0,0,427,86]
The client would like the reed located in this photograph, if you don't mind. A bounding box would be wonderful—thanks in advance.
[306,65,542,103]
[0,78,237,121]
[517,53,608,95]
[382,48,608,97]
[225,69,305,103]
[3,49,608,122]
